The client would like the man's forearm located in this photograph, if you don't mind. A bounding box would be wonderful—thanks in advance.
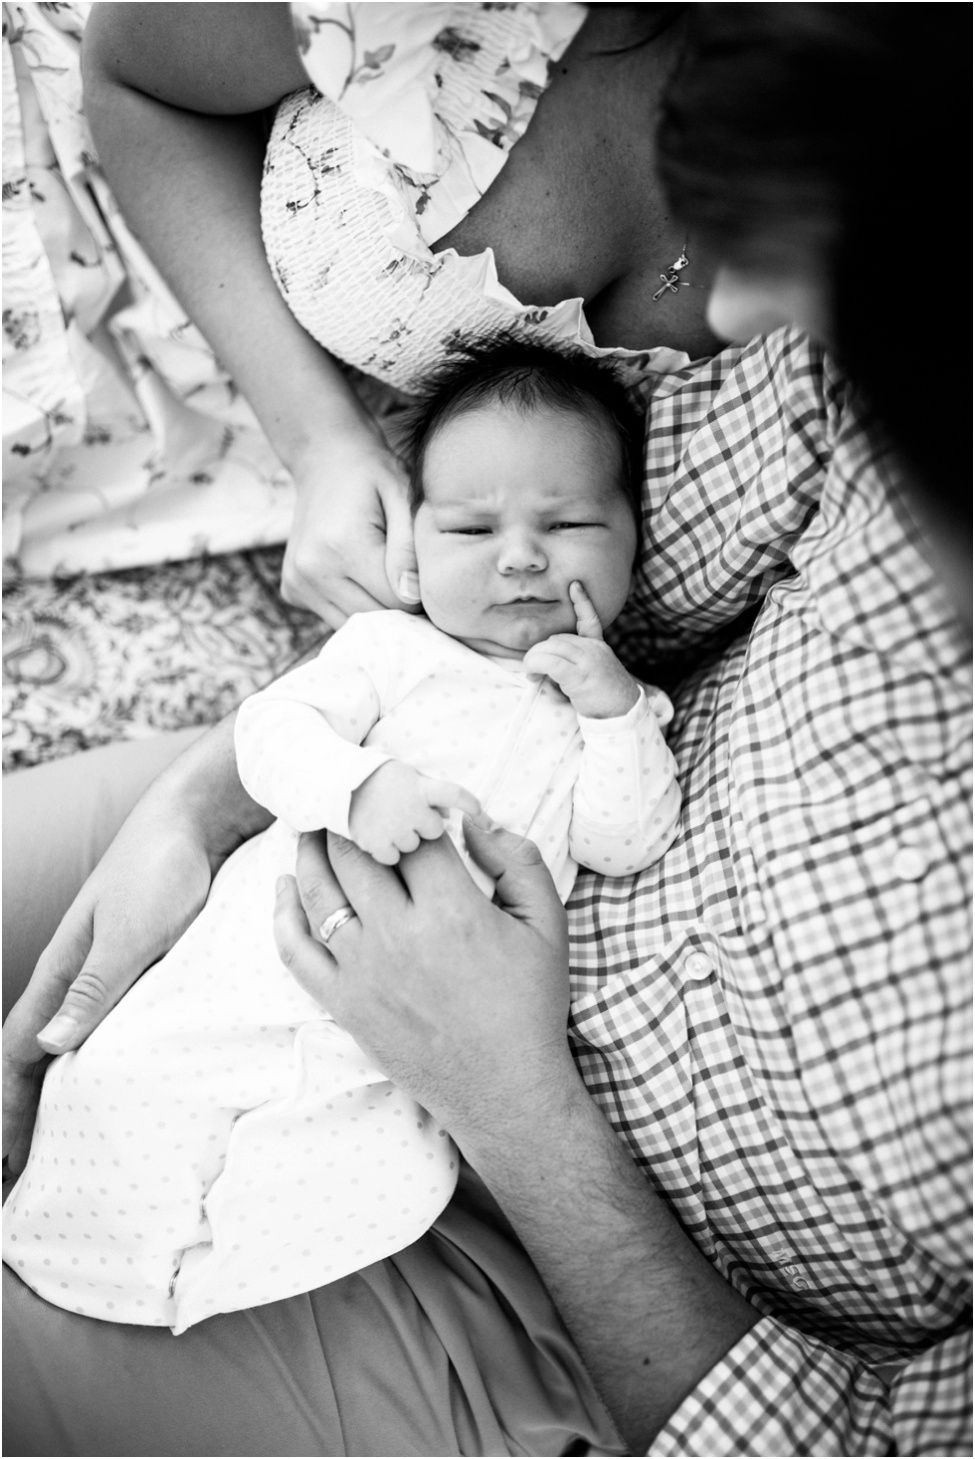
[459,1068,759,1451]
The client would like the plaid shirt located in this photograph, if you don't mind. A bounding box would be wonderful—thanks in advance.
[569,330,972,1455]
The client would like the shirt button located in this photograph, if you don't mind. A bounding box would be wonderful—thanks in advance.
[684,952,713,980]
[893,845,929,882]
[749,892,768,927]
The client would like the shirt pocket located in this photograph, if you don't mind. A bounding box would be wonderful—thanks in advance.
[569,937,711,1245]
[758,792,971,1270]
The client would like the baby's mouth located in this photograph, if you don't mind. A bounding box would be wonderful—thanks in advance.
[497,596,557,608]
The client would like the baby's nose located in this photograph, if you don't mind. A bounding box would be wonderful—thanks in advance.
[497,528,547,574]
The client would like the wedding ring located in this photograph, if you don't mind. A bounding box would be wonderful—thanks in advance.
[318,904,357,946]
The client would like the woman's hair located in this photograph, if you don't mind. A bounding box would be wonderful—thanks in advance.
[404,336,645,524]
[658,3,967,528]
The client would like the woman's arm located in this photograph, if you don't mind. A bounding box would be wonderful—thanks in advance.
[82,3,417,626]
[274,824,758,1450]
[2,714,271,1173]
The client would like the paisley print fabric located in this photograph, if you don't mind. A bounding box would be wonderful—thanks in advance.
[2,546,323,771]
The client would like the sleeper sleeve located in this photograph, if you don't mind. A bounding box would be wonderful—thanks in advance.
[569,687,681,875]
[234,616,393,834]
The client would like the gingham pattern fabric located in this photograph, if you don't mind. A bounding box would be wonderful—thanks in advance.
[570,329,972,1455]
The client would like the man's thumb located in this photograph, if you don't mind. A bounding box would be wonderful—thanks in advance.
[462,816,565,934]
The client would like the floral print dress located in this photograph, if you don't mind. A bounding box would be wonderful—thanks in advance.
[3,2,316,767]
[2,2,680,768]
[267,3,684,391]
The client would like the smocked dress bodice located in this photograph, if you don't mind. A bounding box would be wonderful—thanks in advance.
[262,2,686,392]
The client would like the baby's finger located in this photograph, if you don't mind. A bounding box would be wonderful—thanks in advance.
[422,779,481,818]
[415,806,448,841]
[521,646,578,683]
[520,649,560,680]
[569,581,604,640]
[523,637,582,669]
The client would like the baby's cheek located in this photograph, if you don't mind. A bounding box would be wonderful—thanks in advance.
[590,565,633,627]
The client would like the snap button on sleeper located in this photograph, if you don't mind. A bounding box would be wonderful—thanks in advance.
[684,952,713,980]
[892,845,929,882]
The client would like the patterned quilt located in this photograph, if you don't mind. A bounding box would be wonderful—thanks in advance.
[2,550,324,773]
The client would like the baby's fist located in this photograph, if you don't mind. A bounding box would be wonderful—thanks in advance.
[522,581,639,718]
[349,760,480,864]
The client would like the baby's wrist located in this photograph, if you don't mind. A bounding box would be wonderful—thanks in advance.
[571,677,640,720]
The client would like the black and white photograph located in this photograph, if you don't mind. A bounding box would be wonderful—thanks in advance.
[2,4,971,1455]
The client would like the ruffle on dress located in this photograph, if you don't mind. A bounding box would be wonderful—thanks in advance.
[262,88,601,394]
[289,1,584,246]
[264,6,689,394]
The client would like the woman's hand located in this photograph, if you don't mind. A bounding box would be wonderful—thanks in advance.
[273,818,575,1141]
[284,435,421,629]
[84,5,421,634]
[2,717,271,1176]
[2,824,208,1175]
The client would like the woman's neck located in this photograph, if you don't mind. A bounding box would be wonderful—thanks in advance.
[578,3,688,58]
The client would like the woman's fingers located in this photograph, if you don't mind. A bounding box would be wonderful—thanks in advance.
[32,907,148,1055]
[381,473,422,609]
[4,909,110,1170]
[569,580,604,640]
[3,1051,47,1176]
[283,441,424,623]
[283,561,389,628]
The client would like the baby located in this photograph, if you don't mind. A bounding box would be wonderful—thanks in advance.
[3,339,681,1332]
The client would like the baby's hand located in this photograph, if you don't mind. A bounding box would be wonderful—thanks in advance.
[522,581,640,719]
[349,761,481,865]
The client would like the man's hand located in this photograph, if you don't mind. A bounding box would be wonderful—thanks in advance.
[348,762,481,865]
[522,581,639,718]
[272,817,757,1450]
[284,438,422,630]
[273,817,574,1138]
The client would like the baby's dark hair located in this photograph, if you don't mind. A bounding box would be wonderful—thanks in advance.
[403,335,645,524]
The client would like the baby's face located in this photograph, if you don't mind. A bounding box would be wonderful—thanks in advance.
[413,402,638,658]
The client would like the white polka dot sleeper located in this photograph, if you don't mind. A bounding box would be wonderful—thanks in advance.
[3,612,679,1332]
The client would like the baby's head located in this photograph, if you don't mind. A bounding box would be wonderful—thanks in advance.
[405,338,644,659]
